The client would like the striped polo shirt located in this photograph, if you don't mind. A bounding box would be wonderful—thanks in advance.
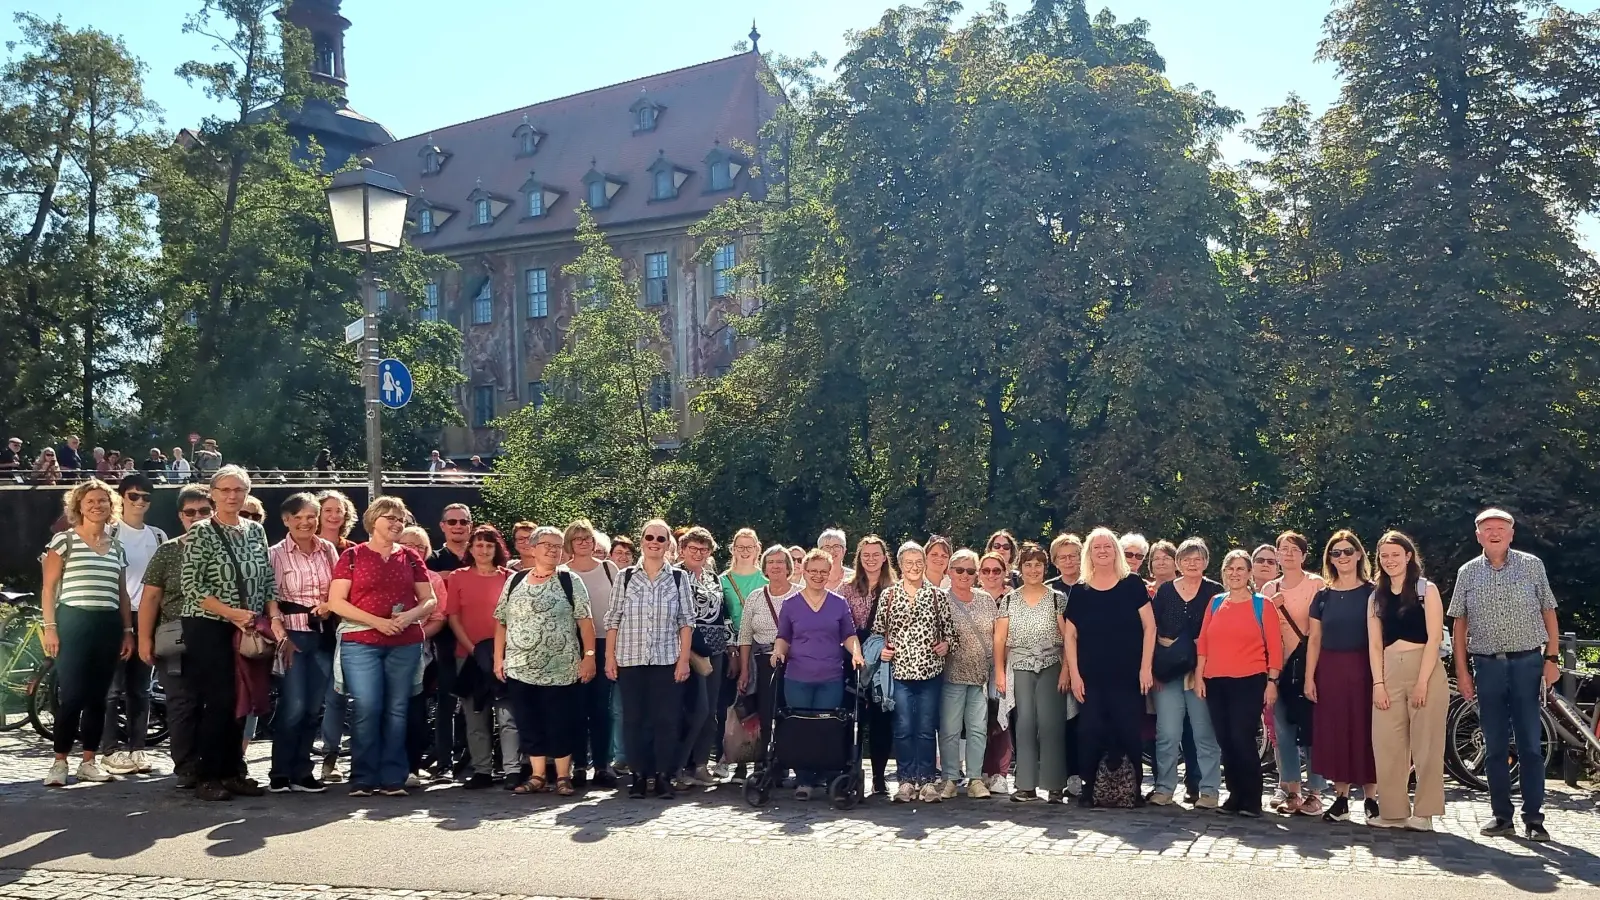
[46,530,125,611]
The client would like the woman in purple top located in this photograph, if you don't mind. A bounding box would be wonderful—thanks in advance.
[774,548,865,800]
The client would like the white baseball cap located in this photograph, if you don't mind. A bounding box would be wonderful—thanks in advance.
[1475,508,1515,526]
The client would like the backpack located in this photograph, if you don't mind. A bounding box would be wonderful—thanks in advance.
[1207,592,1269,663]
[507,568,576,606]
[621,564,683,594]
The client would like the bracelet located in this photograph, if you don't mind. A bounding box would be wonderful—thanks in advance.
[43,623,56,630]
[124,627,135,634]
[1373,681,1385,685]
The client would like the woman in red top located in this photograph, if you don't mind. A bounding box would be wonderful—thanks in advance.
[1195,549,1283,817]
[325,496,437,797]
[447,526,514,789]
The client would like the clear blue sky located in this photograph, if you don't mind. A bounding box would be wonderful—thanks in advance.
[6,0,1342,162]
[4,0,1596,246]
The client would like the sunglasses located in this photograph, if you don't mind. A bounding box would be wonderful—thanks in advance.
[124,492,152,503]
[1255,557,1278,566]
[178,507,211,518]
[992,542,1013,551]
[443,518,471,526]
[1328,547,1359,559]
[642,533,669,544]
[1124,550,1146,560]
[240,511,262,521]
[979,567,1004,576]
[950,566,976,575]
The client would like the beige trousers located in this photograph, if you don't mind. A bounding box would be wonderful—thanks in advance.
[1372,645,1448,819]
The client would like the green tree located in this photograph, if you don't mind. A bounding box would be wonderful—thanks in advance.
[484,207,681,533]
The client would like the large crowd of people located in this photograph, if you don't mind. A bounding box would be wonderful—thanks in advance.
[34,469,1564,843]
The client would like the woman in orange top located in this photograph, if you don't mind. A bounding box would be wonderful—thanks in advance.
[1195,549,1283,817]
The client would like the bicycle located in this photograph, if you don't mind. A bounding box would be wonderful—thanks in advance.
[0,591,48,731]
[1444,667,1596,792]
[28,657,170,746]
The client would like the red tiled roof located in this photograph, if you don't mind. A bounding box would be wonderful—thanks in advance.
[364,52,776,253]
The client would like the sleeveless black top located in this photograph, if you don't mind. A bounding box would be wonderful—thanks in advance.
[1379,577,1431,647]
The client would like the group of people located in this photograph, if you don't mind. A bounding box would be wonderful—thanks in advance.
[10,435,220,485]
[35,475,1563,842]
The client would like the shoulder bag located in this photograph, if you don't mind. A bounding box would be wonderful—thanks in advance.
[213,519,277,660]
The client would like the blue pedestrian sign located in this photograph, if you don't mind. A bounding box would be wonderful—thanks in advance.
[378,358,413,409]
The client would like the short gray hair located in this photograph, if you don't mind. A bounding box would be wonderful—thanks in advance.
[531,525,564,545]
[897,540,925,563]
[1175,537,1210,565]
[211,464,251,490]
[1119,532,1150,554]
[818,527,847,548]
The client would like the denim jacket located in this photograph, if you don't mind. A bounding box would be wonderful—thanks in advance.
[862,633,896,712]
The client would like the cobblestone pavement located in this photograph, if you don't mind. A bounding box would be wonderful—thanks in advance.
[0,870,583,900]
[1,729,1598,894]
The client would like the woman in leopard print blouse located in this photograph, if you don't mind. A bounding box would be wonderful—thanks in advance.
[872,541,955,804]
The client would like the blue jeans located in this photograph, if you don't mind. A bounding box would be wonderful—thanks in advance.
[341,640,421,790]
[1153,678,1221,796]
[1473,651,1546,825]
[271,631,333,781]
[321,672,348,758]
[610,685,626,768]
[939,682,987,782]
[892,677,941,784]
[1273,697,1327,793]
[785,676,845,786]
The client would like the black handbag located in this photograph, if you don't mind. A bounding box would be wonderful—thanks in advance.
[1152,637,1197,683]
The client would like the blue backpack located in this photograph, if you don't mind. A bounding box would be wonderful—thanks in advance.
[1207,593,1271,667]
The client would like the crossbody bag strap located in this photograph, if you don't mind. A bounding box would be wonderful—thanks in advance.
[211,518,252,612]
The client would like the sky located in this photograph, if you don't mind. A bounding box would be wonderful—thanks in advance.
[4,0,1343,164]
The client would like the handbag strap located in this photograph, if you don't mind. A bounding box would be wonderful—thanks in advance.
[212,518,253,615]
[762,586,779,629]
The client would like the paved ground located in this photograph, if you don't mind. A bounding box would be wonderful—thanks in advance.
[0,730,1597,898]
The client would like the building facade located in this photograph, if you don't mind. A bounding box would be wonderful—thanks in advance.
[362,47,779,459]
[276,0,394,171]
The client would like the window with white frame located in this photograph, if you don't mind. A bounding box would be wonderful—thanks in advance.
[472,280,492,324]
[422,282,440,321]
[527,190,544,218]
[418,208,434,234]
[475,198,491,225]
[712,244,736,297]
[525,268,548,318]
[644,252,668,307]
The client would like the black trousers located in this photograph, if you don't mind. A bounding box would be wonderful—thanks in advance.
[507,679,577,759]
[158,658,200,778]
[182,617,243,782]
[1206,674,1268,814]
[752,654,778,765]
[1077,682,1143,803]
[572,637,613,773]
[428,631,459,769]
[618,665,680,778]
[52,607,122,755]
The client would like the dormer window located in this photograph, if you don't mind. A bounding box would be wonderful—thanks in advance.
[410,193,457,236]
[646,151,691,201]
[419,141,450,176]
[466,181,510,228]
[512,116,545,158]
[418,208,434,234]
[630,95,665,133]
[519,171,561,220]
[582,163,624,211]
[704,144,745,193]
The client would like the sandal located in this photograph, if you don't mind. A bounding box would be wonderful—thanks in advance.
[512,776,548,795]
[555,776,575,797]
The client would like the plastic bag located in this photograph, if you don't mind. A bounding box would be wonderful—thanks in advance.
[721,693,763,764]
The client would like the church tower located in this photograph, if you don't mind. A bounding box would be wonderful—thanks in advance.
[277,0,394,171]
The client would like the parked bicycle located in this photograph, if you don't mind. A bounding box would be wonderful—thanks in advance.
[0,590,48,731]
[27,657,170,747]
[1444,667,1598,792]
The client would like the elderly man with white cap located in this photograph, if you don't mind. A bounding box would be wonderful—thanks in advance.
[1448,507,1561,842]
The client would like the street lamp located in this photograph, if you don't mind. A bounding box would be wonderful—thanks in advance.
[325,158,411,504]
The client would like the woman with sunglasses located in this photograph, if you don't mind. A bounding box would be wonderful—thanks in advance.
[939,548,996,798]
[1304,530,1380,823]
[1120,533,1151,587]
[994,542,1070,803]
[99,474,167,777]
[978,549,1019,793]
[1260,531,1326,815]
[873,541,956,803]
[984,530,1022,590]
[838,536,896,796]
[1251,545,1280,591]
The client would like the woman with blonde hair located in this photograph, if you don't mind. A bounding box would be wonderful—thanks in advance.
[838,535,896,795]
[1064,527,1155,808]
[39,478,133,786]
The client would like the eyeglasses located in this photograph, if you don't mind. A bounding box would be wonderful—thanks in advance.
[950,566,976,575]
[683,544,711,553]
[1328,547,1359,559]
[979,567,1005,576]
[443,518,470,526]
[642,533,669,544]
[1254,557,1278,566]
[534,541,563,551]
[124,492,151,503]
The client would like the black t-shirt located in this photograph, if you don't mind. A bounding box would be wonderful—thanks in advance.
[1066,574,1150,688]
[427,545,469,574]
[57,445,80,470]
[1152,577,1224,641]
[140,458,165,475]
[0,447,17,469]
[1310,585,1372,653]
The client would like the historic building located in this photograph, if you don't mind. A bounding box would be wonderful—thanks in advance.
[358,35,779,459]
[277,0,394,171]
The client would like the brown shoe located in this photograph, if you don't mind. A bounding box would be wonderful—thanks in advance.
[221,777,265,797]
[196,781,233,802]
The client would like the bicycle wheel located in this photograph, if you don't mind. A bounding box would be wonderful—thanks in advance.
[1444,697,1557,791]
[1443,695,1475,787]
[0,624,45,731]
[28,659,57,741]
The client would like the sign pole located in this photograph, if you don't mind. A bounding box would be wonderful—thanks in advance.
[363,247,383,504]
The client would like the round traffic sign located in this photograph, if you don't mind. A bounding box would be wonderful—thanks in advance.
[378,358,414,410]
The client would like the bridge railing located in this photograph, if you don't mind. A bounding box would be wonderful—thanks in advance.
[0,468,505,490]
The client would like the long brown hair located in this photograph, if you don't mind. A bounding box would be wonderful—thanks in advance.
[1372,530,1424,616]
[1320,529,1372,583]
[849,534,897,604]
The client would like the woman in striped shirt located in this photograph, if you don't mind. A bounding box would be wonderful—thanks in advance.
[40,478,135,787]
[266,493,339,793]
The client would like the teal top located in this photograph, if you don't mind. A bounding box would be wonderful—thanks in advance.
[720,570,767,634]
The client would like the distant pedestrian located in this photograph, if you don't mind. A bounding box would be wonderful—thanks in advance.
[140,449,166,479]
[1449,508,1560,843]
[313,449,334,473]
[57,435,82,479]
[169,448,192,482]
[0,437,22,472]
[468,455,489,474]
[426,450,447,475]
[33,447,61,485]
[195,439,222,481]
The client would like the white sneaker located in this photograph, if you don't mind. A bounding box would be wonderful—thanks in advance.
[940,779,959,800]
[101,751,138,775]
[131,750,153,773]
[989,774,1010,793]
[1065,775,1083,797]
[712,762,732,780]
[75,760,113,783]
[1405,816,1434,832]
[404,773,422,788]
[919,782,943,803]
[968,779,991,799]
[686,766,717,786]
[44,759,68,787]
[894,782,915,803]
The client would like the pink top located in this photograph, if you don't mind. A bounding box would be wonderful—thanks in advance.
[1262,572,1324,654]
[268,537,337,632]
[446,567,509,657]
[332,543,430,647]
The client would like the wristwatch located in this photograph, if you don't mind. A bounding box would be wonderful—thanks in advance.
[1266,676,1279,683]
[584,650,596,657]
[1544,654,1561,664]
